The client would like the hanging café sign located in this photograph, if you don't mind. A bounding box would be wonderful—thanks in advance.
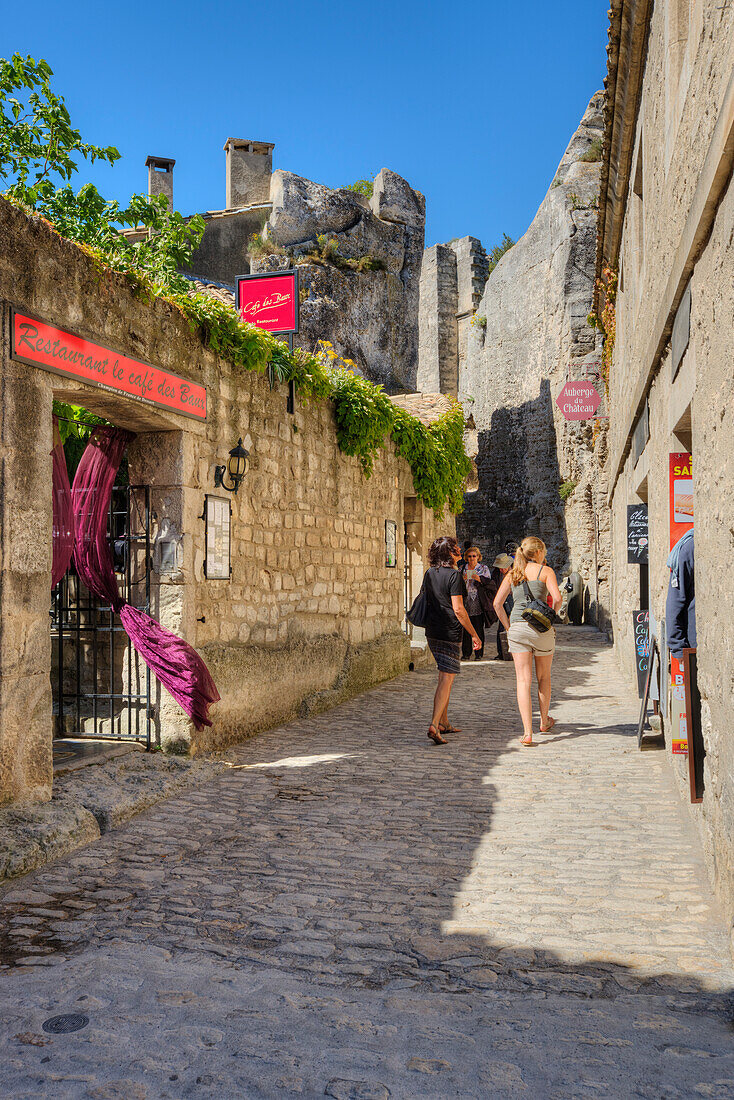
[236,270,299,335]
[10,311,208,421]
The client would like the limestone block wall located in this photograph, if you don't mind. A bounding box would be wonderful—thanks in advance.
[606,0,734,931]
[0,198,453,803]
[455,93,609,615]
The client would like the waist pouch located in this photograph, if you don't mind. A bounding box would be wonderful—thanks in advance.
[520,580,558,634]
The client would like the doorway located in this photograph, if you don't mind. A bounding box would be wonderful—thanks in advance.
[51,483,153,747]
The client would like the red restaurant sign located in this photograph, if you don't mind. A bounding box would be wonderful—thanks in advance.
[556,380,601,420]
[11,311,207,420]
[236,270,299,334]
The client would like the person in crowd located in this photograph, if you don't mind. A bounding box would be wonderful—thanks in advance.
[492,536,562,746]
[460,547,497,660]
[490,553,514,660]
[666,529,695,655]
[424,536,481,744]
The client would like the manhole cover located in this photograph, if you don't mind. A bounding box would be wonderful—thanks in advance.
[42,1013,89,1034]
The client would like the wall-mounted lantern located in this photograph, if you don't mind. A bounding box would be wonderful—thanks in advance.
[214,438,249,494]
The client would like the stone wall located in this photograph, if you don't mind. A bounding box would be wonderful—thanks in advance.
[0,198,452,805]
[603,0,734,935]
[454,93,609,615]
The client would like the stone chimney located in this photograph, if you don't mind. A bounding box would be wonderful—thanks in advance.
[224,138,274,209]
[146,156,175,207]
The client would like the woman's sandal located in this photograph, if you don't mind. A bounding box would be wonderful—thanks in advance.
[539,717,556,733]
[439,723,462,735]
[428,724,447,745]
[520,734,535,747]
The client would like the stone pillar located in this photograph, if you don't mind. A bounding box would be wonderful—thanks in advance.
[127,430,194,754]
[0,307,54,805]
[449,236,489,388]
[417,244,458,395]
[224,139,274,209]
[146,156,175,208]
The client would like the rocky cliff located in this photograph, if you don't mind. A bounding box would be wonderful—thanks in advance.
[254,169,425,393]
[457,92,609,621]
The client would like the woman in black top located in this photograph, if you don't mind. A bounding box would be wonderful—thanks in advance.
[423,536,481,744]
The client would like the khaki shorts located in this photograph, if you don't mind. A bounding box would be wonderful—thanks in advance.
[508,621,556,656]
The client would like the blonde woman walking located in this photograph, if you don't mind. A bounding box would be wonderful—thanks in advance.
[492,537,562,746]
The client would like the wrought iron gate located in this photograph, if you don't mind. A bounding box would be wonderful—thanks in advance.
[51,485,153,747]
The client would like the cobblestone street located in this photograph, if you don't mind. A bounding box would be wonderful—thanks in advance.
[0,627,732,1098]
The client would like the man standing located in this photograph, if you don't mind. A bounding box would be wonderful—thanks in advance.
[491,553,514,660]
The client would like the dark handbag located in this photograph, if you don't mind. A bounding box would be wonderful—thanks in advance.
[407,582,428,628]
[521,579,559,634]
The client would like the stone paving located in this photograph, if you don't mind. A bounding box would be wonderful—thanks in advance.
[0,626,732,1098]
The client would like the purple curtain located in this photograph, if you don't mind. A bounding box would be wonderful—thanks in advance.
[72,426,220,731]
[51,417,74,588]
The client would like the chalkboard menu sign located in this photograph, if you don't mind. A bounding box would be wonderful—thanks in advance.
[634,609,650,697]
[627,504,649,563]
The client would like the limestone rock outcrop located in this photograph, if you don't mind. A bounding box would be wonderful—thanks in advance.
[457,91,609,619]
[259,169,425,393]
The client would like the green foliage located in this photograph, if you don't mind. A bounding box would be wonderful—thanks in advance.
[52,400,108,444]
[329,369,395,476]
[579,137,603,163]
[568,191,598,212]
[0,53,119,207]
[2,55,469,516]
[52,400,127,481]
[391,404,472,517]
[39,185,205,296]
[247,231,285,259]
[559,479,578,503]
[343,178,374,198]
[317,234,340,261]
[302,234,386,274]
[1,54,204,297]
[487,233,515,274]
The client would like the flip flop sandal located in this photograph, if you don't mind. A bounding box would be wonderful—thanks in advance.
[428,724,447,745]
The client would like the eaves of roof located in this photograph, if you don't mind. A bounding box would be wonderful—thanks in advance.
[595,0,654,310]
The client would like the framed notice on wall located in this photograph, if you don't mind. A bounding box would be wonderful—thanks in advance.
[385,520,397,568]
[204,495,231,579]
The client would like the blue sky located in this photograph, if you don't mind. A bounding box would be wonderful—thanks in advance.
[5,0,609,251]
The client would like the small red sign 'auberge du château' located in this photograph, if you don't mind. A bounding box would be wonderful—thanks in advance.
[11,312,207,420]
[555,380,601,421]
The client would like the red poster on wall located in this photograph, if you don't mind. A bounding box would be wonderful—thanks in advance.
[670,654,689,755]
[669,452,693,550]
[11,311,207,420]
[236,270,299,335]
